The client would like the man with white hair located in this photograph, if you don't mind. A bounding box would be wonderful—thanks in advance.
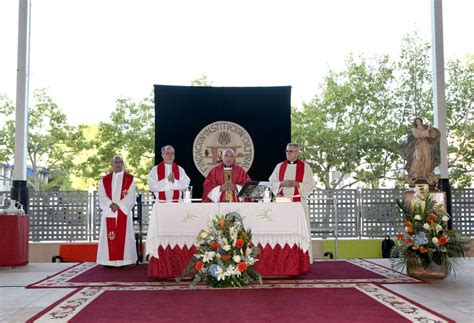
[97,155,137,268]
[269,143,315,202]
[202,148,251,202]
[147,145,191,202]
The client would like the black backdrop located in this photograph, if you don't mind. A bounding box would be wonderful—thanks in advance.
[154,85,291,198]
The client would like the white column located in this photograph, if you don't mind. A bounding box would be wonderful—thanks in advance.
[431,0,448,178]
[13,0,31,181]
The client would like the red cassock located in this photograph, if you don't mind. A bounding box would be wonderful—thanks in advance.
[202,163,251,202]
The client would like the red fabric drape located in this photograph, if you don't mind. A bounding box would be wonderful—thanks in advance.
[147,244,310,278]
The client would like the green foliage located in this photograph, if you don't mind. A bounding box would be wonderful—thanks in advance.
[78,94,155,189]
[191,74,213,87]
[0,89,87,191]
[293,30,474,188]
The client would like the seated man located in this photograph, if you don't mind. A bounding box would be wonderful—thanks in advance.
[97,155,137,268]
[202,148,251,202]
[269,143,315,202]
[147,145,191,202]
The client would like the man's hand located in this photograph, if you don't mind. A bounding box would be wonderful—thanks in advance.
[110,202,119,213]
[168,173,175,183]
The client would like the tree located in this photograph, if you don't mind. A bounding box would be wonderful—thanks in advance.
[78,94,155,189]
[445,58,474,187]
[0,89,87,190]
[293,54,400,189]
[293,31,474,188]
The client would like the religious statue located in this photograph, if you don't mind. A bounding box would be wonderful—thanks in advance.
[400,117,441,187]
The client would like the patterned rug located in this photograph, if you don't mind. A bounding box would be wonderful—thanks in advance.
[27,283,452,323]
[27,259,423,288]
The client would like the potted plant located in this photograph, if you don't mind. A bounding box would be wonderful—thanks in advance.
[391,185,469,279]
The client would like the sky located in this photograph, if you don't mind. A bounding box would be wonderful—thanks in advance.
[0,0,473,125]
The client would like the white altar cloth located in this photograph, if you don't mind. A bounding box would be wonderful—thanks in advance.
[145,202,311,260]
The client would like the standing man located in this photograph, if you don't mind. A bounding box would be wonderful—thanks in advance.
[148,145,190,202]
[202,148,251,202]
[97,155,137,268]
[269,143,315,202]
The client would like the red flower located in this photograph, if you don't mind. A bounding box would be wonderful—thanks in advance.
[397,234,405,240]
[405,220,413,227]
[403,238,413,245]
[194,261,203,271]
[237,261,247,272]
[220,254,231,261]
[406,226,414,233]
[210,241,220,249]
[438,236,447,246]
[427,214,437,222]
[235,239,245,248]
[420,246,427,253]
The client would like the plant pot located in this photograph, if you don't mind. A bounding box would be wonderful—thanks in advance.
[407,259,448,279]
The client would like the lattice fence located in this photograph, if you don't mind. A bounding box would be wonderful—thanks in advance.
[452,188,474,236]
[1,188,473,241]
[29,191,89,241]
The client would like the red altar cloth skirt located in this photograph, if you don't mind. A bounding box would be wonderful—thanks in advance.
[148,243,310,279]
[0,215,29,267]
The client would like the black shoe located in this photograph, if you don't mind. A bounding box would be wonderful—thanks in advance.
[103,265,114,269]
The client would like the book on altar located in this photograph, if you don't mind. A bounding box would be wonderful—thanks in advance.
[238,181,271,200]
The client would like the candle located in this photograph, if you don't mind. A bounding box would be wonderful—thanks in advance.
[185,190,191,200]
[264,189,270,199]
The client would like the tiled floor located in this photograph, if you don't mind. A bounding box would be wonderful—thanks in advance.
[0,258,472,322]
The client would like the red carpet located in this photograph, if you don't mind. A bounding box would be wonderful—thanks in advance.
[27,259,423,288]
[27,283,453,322]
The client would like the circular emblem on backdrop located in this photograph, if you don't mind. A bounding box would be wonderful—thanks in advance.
[193,121,255,177]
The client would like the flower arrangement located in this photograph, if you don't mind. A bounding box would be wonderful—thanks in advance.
[177,212,262,288]
[391,185,469,276]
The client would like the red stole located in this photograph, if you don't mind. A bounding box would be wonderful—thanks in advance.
[278,160,305,202]
[156,162,181,202]
[102,172,134,261]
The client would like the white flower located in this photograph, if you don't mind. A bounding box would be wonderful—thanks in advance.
[199,230,208,239]
[404,226,410,232]
[423,223,430,230]
[202,251,216,263]
[432,237,439,244]
[414,215,422,221]
[222,244,231,251]
[442,215,449,222]
[233,255,241,263]
[216,266,225,281]
[436,224,443,232]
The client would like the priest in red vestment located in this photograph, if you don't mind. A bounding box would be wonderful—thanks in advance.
[202,148,251,202]
[147,145,190,203]
[97,155,138,268]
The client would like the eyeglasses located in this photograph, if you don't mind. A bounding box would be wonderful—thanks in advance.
[286,150,297,153]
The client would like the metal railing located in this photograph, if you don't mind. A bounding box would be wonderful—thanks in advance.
[1,188,473,242]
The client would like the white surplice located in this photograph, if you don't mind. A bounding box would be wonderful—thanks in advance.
[147,164,190,202]
[269,161,316,262]
[97,171,138,266]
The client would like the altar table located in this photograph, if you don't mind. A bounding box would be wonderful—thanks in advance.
[146,202,311,278]
[0,214,29,267]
